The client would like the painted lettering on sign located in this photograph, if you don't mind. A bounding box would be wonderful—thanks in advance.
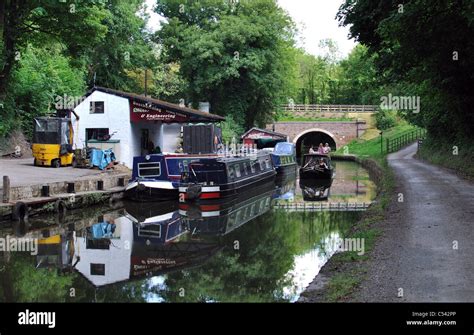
[130,100,189,122]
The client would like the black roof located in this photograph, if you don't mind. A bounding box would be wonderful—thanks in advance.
[84,86,225,122]
[304,153,331,158]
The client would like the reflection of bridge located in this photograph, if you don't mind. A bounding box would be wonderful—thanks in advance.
[272,201,373,212]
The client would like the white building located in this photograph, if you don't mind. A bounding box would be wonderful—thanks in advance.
[71,87,224,168]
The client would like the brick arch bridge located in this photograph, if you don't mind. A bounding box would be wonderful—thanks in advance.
[266,120,366,158]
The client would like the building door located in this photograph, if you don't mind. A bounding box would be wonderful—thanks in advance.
[141,129,149,156]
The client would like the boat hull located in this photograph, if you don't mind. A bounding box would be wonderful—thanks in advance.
[299,168,333,179]
[179,170,277,203]
[125,180,178,202]
[275,163,297,175]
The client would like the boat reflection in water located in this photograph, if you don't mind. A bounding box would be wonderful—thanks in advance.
[67,202,222,287]
[273,172,297,203]
[37,182,280,288]
[179,181,275,236]
[299,178,333,201]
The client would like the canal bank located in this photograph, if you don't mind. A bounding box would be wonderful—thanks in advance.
[1,158,130,223]
[299,154,394,302]
[0,160,376,302]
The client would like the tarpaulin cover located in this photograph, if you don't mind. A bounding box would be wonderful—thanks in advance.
[91,222,116,239]
[90,148,116,170]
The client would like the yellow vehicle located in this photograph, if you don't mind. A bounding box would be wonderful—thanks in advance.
[32,117,76,168]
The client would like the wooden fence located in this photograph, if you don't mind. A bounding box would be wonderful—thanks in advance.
[280,104,379,114]
[386,128,427,153]
[272,201,373,212]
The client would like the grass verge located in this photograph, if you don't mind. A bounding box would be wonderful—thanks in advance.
[323,159,395,301]
[417,138,474,180]
[335,122,418,164]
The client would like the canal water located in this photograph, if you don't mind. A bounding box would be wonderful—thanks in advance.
[0,161,376,302]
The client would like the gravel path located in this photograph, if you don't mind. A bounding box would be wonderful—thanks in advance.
[355,143,474,302]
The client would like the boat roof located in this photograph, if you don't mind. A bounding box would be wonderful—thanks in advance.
[304,153,331,158]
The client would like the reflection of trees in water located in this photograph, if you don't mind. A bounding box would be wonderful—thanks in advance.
[0,209,360,303]
[0,253,74,302]
[156,210,360,302]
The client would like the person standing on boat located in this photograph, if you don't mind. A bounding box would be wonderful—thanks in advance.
[323,143,331,154]
[317,143,325,154]
[309,145,316,154]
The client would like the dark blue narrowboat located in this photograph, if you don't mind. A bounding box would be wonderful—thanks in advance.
[179,182,275,236]
[124,201,187,245]
[125,153,216,201]
[270,142,297,175]
[178,152,276,202]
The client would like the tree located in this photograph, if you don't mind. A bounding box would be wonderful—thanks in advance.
[337,0,474,141]
[155,0,297,129]
[0,0,109,98]
[83,0,155,91]
[338,44,378,104]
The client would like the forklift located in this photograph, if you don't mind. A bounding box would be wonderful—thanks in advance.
[32,110,79,167]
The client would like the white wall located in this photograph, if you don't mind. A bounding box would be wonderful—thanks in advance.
[74,217,133,287]
[72,91,133,167]
[162,124,182,153]
[130,121,163,158]
[72,90,183,167]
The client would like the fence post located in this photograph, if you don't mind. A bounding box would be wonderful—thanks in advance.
[386,138,390,153]
[3,176,10,203]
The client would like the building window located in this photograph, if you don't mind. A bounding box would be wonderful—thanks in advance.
[90,263,105,276]
[90,101,105,114]
[86,128,109,141]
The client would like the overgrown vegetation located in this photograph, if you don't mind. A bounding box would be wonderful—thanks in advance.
[374,109,396,131]
[337,0,474,157]
[417,138,474,180]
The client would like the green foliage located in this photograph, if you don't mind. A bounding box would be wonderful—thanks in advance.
[0,0,158,137]
[337,0,474,142]
[9,45,86,137]
[374,109,396,130]
[289,43,380,106]
[417,137,474,180]
[219,115,244,143]
[336,123,417,163]
[84,0,155,91]
[155,0,297,129]
[8,254,74,302]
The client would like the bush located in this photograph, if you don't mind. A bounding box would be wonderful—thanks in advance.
[375,109,396,130]
[219,115,245,143]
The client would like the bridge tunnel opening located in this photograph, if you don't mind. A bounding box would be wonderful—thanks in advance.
[295,131,337,163]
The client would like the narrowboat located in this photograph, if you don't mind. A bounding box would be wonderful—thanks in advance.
[299,178,333,201]
[125,153,216,201]
[270,142,297,175]
[273,173,296,202]
[179,182,275,236]
[179,152,276,202]
[124,201,187,245]
[299,153,334,179]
